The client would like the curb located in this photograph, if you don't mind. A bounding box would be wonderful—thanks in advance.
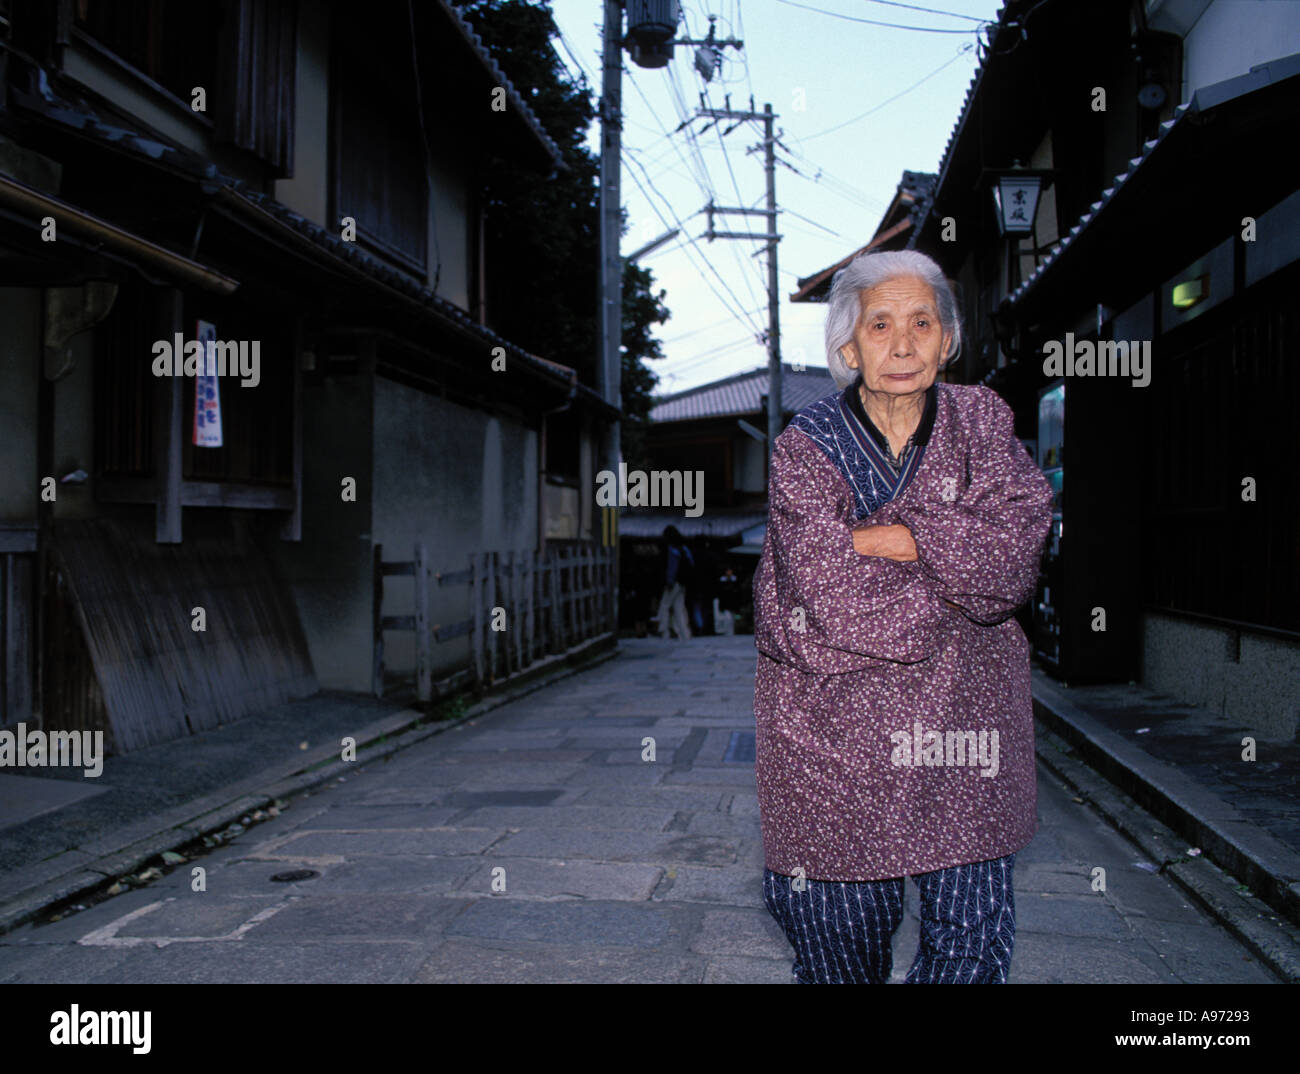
[1033,724,1300,983]
[0,637,620,936]
[1031,673,1300,930]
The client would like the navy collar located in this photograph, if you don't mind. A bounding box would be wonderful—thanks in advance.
[842,374,938,456]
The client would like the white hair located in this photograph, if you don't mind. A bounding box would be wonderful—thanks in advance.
[824,249,963,389]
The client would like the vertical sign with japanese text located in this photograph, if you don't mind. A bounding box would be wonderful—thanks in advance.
[193,319,222,447]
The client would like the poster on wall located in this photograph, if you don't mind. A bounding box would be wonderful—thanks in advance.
[193,319,223,447]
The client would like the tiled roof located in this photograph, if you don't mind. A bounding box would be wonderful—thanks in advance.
[1006,50,1300,308]
[906,4,1012,251]
[441,0,564,168]
[649,364,837,423]
[790,171,936,302]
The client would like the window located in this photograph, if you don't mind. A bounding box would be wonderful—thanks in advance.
[75,0,296,174]
[330,12,428,273]
[95,283,294,490]
[75,0,220,109]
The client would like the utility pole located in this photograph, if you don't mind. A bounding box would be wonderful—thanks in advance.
[598,0,623,635]
[762,103,781,457]
[598,5,745,636]
[599,0,623,469]
[698,97,782,459]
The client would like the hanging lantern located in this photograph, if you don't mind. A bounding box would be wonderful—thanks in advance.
[991,167,1043,237]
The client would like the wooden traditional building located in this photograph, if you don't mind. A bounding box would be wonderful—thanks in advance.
[793,0,1300,738]
[0,0,616,752]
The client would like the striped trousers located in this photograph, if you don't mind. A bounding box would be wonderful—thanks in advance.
[762,854,1017,984]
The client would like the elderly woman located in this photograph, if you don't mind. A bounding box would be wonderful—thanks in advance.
[752,249,1053,984]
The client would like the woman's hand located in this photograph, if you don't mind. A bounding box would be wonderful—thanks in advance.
[851,523,918,561]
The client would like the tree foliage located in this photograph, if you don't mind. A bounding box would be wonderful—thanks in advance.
[456,0,668,468]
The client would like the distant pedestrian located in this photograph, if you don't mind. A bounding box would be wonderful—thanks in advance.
[715,565,739,635]
[686,538,711,634]
[656,525,693,640]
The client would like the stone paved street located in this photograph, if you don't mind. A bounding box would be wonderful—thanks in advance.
[0,637,1281,983]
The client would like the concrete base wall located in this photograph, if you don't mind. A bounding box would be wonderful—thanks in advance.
[372,376,538,680]
[1143,612,1300,740]
[266,370,376,693]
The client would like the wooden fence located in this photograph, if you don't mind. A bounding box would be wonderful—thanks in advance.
[373,544,615,701]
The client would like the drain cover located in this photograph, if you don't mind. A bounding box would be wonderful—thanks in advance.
[270,869,319,882]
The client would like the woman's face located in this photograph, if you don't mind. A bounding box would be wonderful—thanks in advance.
[840,275,952,398]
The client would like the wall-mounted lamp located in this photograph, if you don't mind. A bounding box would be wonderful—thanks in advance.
[1172,274,1210,310]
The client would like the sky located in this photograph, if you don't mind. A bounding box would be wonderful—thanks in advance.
[546,0,1006,397]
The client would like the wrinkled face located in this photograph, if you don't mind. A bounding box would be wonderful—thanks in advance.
[840,275,952,397]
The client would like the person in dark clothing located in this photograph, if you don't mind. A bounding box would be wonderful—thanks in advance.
[686,538,712,635]
[656,525,693,640]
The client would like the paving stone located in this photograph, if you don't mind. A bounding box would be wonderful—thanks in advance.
[576,787,728,811]
[277,855,483,896]
[0,939,135,983]
[560,730,692,749]
[284,805,462,830]
[491,829,737,866]
[1122,916,1280,983]
[443,898,696,950]
[445,806,675,832]
[683,811,763,840]
[1010,932,1173,984]
[453,859,663,901]
[661,767,761,787]
[441,749,596,764]
[561,766,667,788]
[84,939,431,984]
[105,895,284,940]
[246,828,503,859]
[411,939,704,983]
[654,866,764,908]
[690,907,789,958]
[241,893,469,942]
[703,955,795,984]
[1014,892,1136,940]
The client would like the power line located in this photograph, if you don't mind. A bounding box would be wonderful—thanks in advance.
[773,0,985,32]
[782,206,842,237]
[662,333,759,366]
[775,152,886,215]
[658,338,762,380]
[553,23,596,87]
[623,146,768,340]
[623,63,767,323]
[864,0,988,22]
[797,41,975,141]
[662,309,766,344]
[676,8,770,314]
[662,56,768,314]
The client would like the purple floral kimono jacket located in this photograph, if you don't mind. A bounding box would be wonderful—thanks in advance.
[752,381,1054,881]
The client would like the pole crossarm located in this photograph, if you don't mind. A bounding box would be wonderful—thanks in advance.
[689,102,784,462]
[704,230,782,242]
